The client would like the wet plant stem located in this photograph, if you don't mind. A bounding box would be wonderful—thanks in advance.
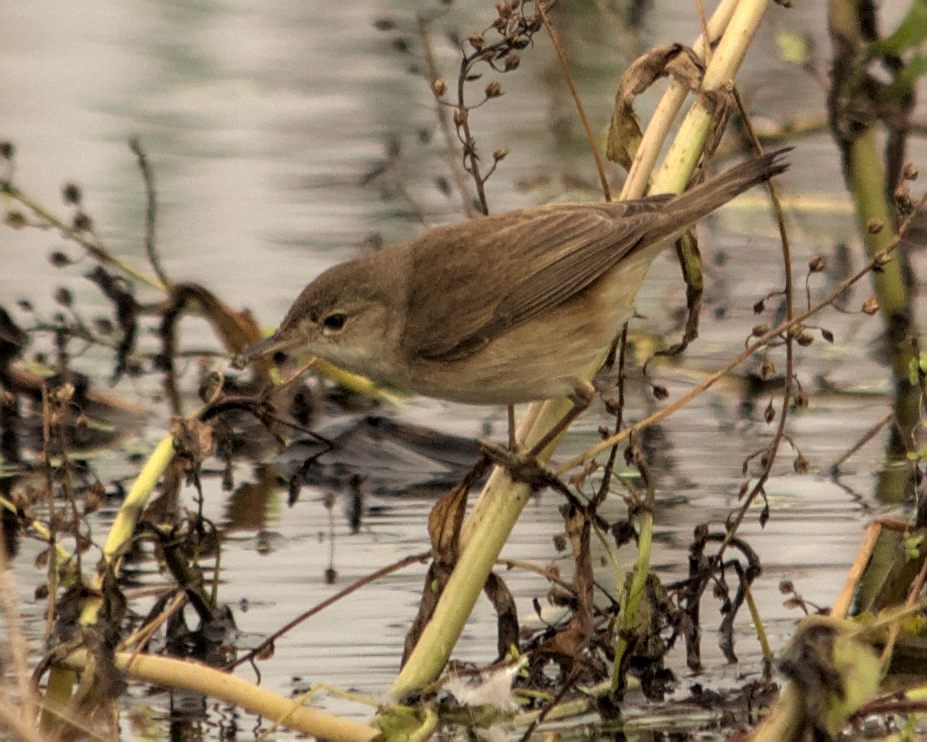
[0,494,73,566]
[42,433,176,732]
[623,0,740,196]
[60,650,378,741]
[848,131,920,443]
[828,0,921,516]
[743,581,773,671]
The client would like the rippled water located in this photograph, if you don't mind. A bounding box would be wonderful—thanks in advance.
[2,0,925,736]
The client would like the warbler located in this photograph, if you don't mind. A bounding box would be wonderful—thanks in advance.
[238,149,788,406]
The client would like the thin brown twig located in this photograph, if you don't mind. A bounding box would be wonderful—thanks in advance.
[40,386,58,645]
[497,557,576,595]
[224,551,430,671]
[129,138,172,291]
[118,590,187,657]
[537,1,611,202]
[0,696,45,742]
[455,59,489,213]
[592,325,628,510]
[0,530,38,733]
[449,2,553,214]
[830,410,895,472]
[831,520,882,619]
[717,92,796,553]
[694,0,712,67]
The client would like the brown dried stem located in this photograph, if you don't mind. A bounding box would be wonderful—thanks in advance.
[717,90,796,552]
[129,138,172,291]
[537,1,611,201]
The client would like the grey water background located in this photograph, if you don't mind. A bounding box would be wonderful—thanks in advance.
[2,0,925,735]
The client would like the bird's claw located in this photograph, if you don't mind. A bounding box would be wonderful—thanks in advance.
[477,439,555,489]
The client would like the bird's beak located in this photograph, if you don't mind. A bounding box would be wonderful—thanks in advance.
[232,331,300,369]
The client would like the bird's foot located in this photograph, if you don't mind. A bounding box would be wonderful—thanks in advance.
[477,439,557,490]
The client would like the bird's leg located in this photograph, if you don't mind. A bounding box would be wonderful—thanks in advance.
[524,379,594,459]
[507,404,517,451]
[478,380,594,483]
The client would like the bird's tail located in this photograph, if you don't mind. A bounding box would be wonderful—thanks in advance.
[650,147,790,239]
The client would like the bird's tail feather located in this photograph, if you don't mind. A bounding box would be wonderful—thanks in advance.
[654,147,790,236]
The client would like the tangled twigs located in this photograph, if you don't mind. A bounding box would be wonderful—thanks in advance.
[670,528,762,668]
[558,193,927,476]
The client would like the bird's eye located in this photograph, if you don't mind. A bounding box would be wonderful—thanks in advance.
[322,313,347,332]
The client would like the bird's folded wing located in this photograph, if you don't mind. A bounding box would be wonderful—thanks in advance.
[403,196,673,362]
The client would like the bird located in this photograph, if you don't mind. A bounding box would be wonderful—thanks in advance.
[237,149,788,424]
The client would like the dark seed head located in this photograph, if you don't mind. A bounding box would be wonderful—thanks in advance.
[72,212,92,231]
[62,182,82,204]
[54,287,73,307]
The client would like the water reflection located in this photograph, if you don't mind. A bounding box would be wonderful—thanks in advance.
[2,0,925,735]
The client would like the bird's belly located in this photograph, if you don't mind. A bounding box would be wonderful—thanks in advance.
[402,267,647,405]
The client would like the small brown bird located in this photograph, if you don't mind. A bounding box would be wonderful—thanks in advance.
[238,149,788,406]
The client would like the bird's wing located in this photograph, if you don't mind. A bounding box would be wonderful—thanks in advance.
[401,196,673,362]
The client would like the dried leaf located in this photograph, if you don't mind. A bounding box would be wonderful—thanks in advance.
[606,44,703,168]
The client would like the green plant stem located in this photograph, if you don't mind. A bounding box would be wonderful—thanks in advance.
[61,650,378,741]
[828,0,921,513]
[80,434,176,625]
[390,0,771,700]
[610,481,653,691]
[0,494,74,567]
[847,132,920,458]
[42,435,176,731]
[624,0,741,196]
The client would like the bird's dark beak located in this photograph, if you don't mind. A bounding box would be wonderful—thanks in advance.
[232,332,299,369]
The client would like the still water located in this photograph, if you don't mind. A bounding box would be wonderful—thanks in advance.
[2,0,924,736]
